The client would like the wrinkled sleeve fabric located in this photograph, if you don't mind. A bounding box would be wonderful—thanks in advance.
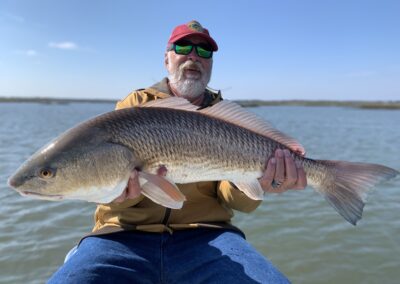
[217,181,262,213]
[116,91,144,110]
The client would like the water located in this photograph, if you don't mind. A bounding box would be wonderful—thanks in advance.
[0,103,399,284]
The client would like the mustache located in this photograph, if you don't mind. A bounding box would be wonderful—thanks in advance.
[179,61,204,74]
[168,60,209,88]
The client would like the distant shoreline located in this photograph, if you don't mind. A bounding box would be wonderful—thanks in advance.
[237,99,400,109]
[0,97,116,105]
[1,97,399,109]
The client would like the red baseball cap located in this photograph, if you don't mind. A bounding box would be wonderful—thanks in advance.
[167,20,218,51]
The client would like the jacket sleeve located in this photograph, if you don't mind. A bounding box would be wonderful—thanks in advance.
[217,181,262,213]
[115,91,145,110]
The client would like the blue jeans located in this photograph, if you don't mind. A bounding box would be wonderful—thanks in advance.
[48,229,290,284]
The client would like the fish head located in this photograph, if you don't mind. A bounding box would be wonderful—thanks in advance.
[8,125,138,203]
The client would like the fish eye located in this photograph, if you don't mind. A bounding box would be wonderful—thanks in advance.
[39,168,55,179]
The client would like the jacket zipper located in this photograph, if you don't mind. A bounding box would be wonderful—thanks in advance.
[161,208,171,225]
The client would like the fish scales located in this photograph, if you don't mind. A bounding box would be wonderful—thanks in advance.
[95,107,282,181]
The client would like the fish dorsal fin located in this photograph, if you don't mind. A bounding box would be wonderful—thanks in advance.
[141,97,305,155]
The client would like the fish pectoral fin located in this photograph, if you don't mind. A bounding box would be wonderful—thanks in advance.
[138,172,186,209]
[233,180,264,200]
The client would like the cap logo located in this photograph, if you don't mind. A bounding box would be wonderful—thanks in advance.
[187,21,204,32]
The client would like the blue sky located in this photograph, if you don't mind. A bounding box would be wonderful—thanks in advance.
[1,0,399,101]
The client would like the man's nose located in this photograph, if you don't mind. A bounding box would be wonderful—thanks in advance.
[186,49,200,61]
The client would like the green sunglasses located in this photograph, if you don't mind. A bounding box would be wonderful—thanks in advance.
[168,42,213,59]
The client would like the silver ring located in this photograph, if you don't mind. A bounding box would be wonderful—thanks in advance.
[271,180,283,188]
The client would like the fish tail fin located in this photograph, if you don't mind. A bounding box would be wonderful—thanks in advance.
[311,160,399,225]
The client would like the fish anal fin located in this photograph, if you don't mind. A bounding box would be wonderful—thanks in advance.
[233,180,264,200]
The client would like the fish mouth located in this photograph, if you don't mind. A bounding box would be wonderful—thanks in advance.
[20,191,64,200]
[7,176,20,188]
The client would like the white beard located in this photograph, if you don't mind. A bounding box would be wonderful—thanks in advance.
[168,61,212,100]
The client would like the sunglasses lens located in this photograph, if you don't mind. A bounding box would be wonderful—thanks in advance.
[172,43,212,59]
[174,44,193,55]
[196,46,213,58]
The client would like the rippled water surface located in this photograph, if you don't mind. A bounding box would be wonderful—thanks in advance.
[0,102,399,284]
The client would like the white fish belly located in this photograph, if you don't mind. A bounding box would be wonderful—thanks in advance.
[148,162,262,184]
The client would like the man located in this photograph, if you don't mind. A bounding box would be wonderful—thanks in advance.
[49,20,306,284]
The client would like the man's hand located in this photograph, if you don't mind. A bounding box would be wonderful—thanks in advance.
[113,166,168,203]
[113,171,142,203]
[258,149,307,193]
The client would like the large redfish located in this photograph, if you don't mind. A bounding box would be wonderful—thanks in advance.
[8,97,399,225]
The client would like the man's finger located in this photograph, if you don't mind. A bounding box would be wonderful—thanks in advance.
[282,149,297,187]
[113,188,128,203]
[259,157,276,190]
[266,185,290,194]
[293,161,307,189]
[274,149,285,183]
[262,157,293,194]
[126,170,142,199]
[157,165,168,176]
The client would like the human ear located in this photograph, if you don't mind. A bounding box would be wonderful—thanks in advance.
[164,52,169,68]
